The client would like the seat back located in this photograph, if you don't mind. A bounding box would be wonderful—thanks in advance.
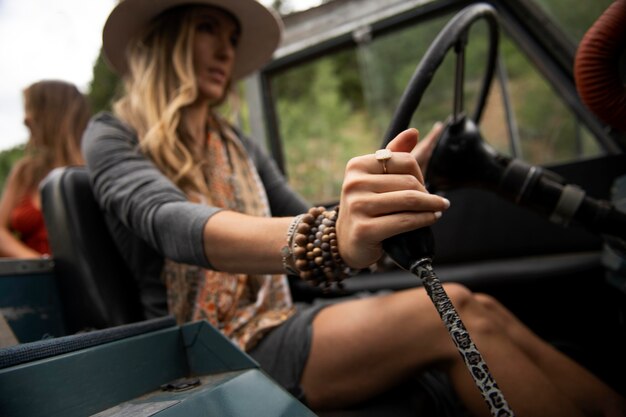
[40,166,144,333]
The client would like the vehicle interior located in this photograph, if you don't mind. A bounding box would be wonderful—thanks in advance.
[248,0,626,399]
[1,0,625,415]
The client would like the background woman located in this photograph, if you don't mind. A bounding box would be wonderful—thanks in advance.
[0,80,90,258]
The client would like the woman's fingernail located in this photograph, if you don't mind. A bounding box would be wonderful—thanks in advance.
[434,211,443,219]
[442,198,451,209]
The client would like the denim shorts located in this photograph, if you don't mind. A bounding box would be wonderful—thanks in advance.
[247,295,467,416]
[248,300,329,402]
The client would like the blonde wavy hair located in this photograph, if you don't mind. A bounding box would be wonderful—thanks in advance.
[16,80,90,195]
[113,6,232,197]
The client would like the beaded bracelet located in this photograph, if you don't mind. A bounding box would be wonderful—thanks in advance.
[281,214,304,276]
[291,206,357,289]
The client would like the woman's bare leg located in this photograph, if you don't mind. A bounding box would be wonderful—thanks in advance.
[299,283,621,416]
[302,285,462,408]
[472,292,626,416]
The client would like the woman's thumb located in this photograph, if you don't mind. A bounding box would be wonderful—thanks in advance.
[386,128,419,153]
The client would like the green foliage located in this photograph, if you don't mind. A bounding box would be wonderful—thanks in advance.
[533,0,614,43]
[87,51,122,114]
[276,56,368,202]
[270,1,610,204]
[271,12,465,203]
[0,145,25,192]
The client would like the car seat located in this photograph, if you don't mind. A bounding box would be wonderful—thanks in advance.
[39,166,144,334]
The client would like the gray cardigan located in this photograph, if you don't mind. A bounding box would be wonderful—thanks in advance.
[82,112,309,317]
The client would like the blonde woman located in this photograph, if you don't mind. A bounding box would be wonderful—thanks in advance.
[83,0,625,415]
[0,80,90,258]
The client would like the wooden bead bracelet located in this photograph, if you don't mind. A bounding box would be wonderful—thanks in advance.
[289,206,356,289]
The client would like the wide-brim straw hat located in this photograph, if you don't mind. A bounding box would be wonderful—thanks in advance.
[102,0,282,80]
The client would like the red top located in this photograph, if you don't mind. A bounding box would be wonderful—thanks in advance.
[9,196,50,255]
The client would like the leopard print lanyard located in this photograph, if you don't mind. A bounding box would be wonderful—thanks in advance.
[412,259,515,417]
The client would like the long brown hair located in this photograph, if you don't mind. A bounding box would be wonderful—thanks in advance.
[16,80,90,194]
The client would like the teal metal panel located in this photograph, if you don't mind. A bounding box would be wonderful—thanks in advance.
[0,261,66,342]
[154,369,317,417]
[0,321,316,417]
[182,321,258,375]
[93,370,249,416]
[93,370,317,417]
[0,327,187,417]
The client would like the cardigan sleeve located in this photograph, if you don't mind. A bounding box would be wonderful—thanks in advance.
[82,112,219,268]
[83,112,312,268]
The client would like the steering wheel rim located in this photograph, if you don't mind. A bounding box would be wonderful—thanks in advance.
[381,3,499,147]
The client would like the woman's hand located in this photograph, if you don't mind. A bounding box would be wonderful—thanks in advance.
[411,121,444,175]
[337,128,450,269]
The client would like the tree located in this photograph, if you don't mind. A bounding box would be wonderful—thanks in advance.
[0,145,25,191]
[87,52,121,114]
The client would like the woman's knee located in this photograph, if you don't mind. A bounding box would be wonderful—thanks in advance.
[441,282,474,310]
[473,292,502,311]
[443,283,503,337]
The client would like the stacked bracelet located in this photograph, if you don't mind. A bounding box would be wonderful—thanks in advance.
[281,214,304,276]
[291,206,357,289]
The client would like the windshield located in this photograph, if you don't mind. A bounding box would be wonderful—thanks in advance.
[260,0,613,204]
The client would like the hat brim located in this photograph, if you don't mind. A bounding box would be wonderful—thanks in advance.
[102,0,282,80]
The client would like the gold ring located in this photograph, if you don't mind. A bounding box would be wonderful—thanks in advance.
[375,149,392,174]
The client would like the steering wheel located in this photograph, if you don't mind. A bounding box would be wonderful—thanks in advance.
[382,3,498,144]
[381,3,501,193]
[380,2,626,255]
